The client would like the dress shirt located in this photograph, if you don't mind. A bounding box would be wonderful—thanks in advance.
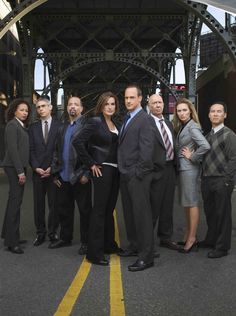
[41,116,52,138]
[125,106,142,127]
[212,123,224,134]
[151,114,174,147]
[60,117,81,182]
[15,117,24,127]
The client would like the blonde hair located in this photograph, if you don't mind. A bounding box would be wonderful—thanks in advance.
[172,98,200,132]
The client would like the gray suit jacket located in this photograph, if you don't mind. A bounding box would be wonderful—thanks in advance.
[176,119,210,171]
[118,109,155,180]
[2,118,29,174]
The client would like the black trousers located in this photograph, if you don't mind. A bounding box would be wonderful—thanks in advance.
[151,162,176,240]
[55,179,91,243]
[1,167,25,247]
[32,172,58,237]
[120,172,154,263]
[201,176,234,251]
[86,165,119,262]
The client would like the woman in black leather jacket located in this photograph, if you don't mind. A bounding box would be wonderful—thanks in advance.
[73,91,120,265]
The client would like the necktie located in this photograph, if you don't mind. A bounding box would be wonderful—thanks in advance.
[159,119,174,160]
[44,120,48,144]
[120,113,131,137]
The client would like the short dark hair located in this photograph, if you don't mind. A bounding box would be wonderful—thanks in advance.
[125,84,142,97]
[7,98,31,124]
[209,101,227,113]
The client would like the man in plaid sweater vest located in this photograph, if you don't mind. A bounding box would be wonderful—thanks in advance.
[200,102,236,258]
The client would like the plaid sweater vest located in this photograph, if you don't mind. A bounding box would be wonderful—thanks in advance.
[202,127,230,177]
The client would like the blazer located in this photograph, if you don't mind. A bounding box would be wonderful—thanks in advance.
[29,117,61,170]
[2,118,29,174]
[176,119,210,171]
[118,109,156,180]
[73,113,118,168]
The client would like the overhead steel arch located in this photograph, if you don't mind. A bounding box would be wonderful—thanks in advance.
[43,57,179,99]
[176,0,236,66]
[0,0,48,39]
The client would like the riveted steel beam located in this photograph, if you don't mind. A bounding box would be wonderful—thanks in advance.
[42,57,179,99]
[176,0,236,66]
[0,0,48,39]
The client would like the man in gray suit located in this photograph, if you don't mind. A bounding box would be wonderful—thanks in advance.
[118,84,156,272]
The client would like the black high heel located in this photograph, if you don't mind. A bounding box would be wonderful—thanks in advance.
[178,241,198,254]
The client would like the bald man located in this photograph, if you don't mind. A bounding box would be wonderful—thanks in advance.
[148,94,179,250]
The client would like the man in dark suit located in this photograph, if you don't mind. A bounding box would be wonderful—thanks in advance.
[50,96,91,255]
[29,97,61,246]
[148,94,179,251]
[118,84,156,272]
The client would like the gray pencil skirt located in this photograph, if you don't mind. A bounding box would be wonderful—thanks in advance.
[178,168,200,207]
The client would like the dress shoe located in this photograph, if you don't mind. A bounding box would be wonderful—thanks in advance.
[78,243,87,255]
[160,240,180,250]
[87,258,109,266]
[8,246,24,254]
[178,241,198,254]
[49,234,59,243]
[117,249,138,257]
[33,235,45,246]
[48,239,71,249]
[128,260,154,272]
[197,240,214,249]
[207,249,228,259]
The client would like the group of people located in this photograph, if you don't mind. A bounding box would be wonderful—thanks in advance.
[1,84,236,272]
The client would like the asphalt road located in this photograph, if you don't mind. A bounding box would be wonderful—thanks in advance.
[0,169,236,316]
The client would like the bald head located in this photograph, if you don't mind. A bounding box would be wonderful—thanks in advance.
[148,94,164,118]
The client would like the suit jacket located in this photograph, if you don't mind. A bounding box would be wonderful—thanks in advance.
[176,119,210,171]
[29,117,61,170]
[152,117,177,173]
[118,109,156,180]
[73,113,118,167]
[2,118,29,174]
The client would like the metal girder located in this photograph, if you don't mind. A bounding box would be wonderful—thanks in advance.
[42,57,179,99]
[0,0,48,39]
[36,52,183,59]
[176,0,236,66]
[186,14,203,102]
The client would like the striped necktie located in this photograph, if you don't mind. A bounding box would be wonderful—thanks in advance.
[159,119,174,160]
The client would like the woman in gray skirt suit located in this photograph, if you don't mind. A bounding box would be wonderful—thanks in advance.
[173,98,210,253]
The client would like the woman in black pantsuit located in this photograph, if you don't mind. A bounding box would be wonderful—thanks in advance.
[73,91,120,266]
[1,99,30,254]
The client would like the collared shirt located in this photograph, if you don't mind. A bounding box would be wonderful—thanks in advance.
[60,117,81,182]
[212,123,224,134]
[151,114,174,147]
[125,105,142,127]
[41,116,52,138]
[15,117,24,127]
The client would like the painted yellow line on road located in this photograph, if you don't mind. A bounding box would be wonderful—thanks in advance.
[54,258,91,316]
[110,210,125,316]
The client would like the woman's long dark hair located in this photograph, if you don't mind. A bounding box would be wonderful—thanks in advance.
[94,91,119,115]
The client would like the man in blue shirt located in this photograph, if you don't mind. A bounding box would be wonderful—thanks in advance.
[50,97,91,255]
